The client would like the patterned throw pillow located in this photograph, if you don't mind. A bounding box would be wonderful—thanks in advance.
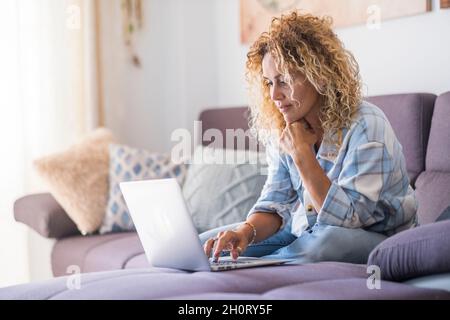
[99,144,187,234]
[182,146,268,233]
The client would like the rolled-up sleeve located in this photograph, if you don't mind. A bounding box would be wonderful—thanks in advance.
[247,143,298,229]
[318,141,393,228]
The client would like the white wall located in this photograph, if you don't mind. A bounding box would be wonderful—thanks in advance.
[336,0,450,96]
[215,0,450,102]
[100,0,218,152]
[100,0,450,150]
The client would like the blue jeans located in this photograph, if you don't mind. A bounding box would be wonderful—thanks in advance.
[199,216,387,264]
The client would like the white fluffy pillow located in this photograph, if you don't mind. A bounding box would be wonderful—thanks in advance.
[33,128,114,235]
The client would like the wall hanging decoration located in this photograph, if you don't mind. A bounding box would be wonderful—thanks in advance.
[121,0,143,67]
[241,0,432,44]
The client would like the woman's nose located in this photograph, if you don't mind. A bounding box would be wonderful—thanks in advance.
[271,84,285,103]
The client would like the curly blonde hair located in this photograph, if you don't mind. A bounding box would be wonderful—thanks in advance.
[246,10,362,147]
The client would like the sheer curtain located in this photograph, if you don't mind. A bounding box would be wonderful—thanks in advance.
[0,0,102,287]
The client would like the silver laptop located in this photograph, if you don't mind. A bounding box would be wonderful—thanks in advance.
[119,178,292,272]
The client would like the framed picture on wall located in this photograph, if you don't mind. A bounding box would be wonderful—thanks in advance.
[241,0,432,44]
[441,0,450,8]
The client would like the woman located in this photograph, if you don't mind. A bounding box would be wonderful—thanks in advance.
[201,11,417,264]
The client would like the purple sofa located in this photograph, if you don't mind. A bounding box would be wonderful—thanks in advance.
[3,92,450,300]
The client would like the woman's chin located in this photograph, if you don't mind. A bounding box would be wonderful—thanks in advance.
[283,114,301,124]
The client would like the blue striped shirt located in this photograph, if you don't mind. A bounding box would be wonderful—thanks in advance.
[248,101,418,236]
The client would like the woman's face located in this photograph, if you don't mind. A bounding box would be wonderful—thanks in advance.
[262,53,321,125]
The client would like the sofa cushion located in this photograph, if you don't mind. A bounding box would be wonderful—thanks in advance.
[33,128,114,235]
[415,172,450,224]
[172,278,449,300]
[367,220,450,282]
[365,93,435,185]
[0,263,367,299]
[2,263,449,300]
[425,91,450,171]
[51,232,144,277]
[100,144,187,234]
[182,146,268,233]
[124,253,149,269]
[14,193,79,239]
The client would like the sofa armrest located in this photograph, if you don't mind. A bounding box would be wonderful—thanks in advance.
[14,193,80,239]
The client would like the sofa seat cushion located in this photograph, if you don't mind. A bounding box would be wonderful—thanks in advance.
[123,253,149,269]
[51,232,144,277]
[172,279,449,300]
[1,263,449,300]
[169,278,449,300]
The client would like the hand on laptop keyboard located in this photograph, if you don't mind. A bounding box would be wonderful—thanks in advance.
[203,227,254,262]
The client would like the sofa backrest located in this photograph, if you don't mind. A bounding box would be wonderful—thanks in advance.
[199,107,260,151]
[365,93,436,186]
[424,92,450,173]
[415,91,450,224]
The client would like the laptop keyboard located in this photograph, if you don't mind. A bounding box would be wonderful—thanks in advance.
[210,259,252,266]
